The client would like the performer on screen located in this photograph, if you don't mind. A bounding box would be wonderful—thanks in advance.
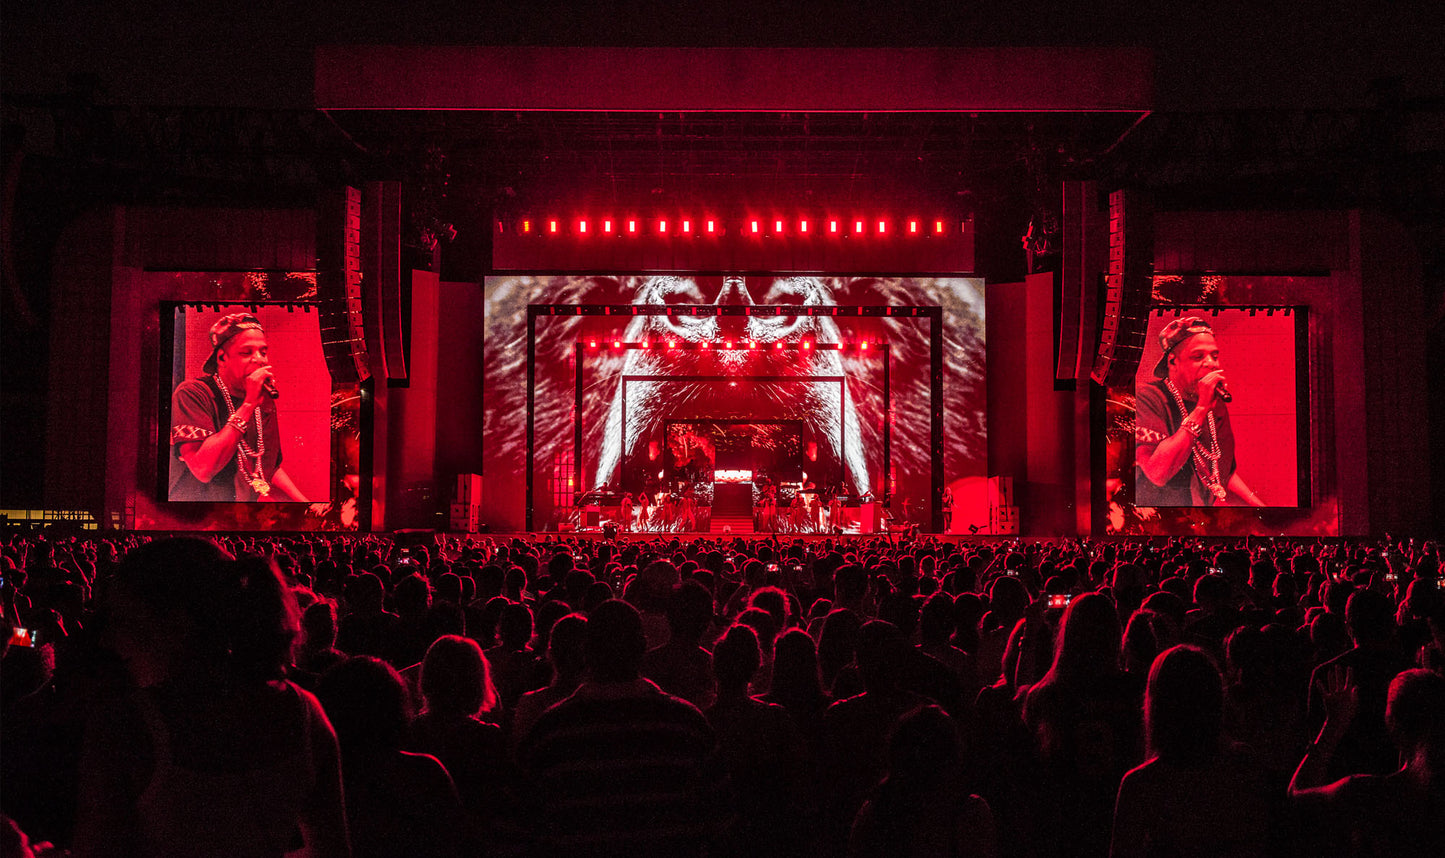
[1135,316,1265,508]
[169,313,308,502]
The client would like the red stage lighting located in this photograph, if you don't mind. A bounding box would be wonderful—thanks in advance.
[802,340,813,350]
[666,339,676,349]
[681,219,690,233]
[854,220,864,234]
[588,339,598,348]
[774,341,785,350]
[628,219,637,234]
[775,219,783,234]
[829,220,839,234]
[578,220,588,234]
[860,341,870,351]
[747,340,756,349]
[522,220,532,233]
[549,220,558,234]
[909,220,918,234]
[935,220,945,234]
[800,219,809,233]
[877,220,886,234]
[706,219,716,234]
[725,340,733,349]
[603,219,613,233]
[700,341,710,349]
[612,340,621,349]
[751,220,760,234]
[658,219,667,234]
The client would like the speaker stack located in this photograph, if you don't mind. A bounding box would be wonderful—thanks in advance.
[317,186,370,384]
[1090,189,1153,388]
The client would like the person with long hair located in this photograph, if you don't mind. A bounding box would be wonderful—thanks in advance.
[1022,593,1143,858]
[1109,645,1272,858]
[73,538,349,857]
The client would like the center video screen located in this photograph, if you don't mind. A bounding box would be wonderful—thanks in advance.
[482,275,986,532]
[1129,308,1303,509]
[165,303,332,504]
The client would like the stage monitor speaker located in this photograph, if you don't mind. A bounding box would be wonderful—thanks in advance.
[317,185,370,384]
[1090,189,1152,388]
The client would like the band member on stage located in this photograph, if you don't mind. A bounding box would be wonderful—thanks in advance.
[659,490,675,532]
[636,490,652,531]
[941,486,955,533]
[619,491,633,532]
[169,313,307,502]
[827,491,843,533]
[789,492,807,532]
[679,486,697,532]
[1135,316,1266,507]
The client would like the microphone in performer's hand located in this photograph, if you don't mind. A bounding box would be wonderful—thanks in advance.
[263,378,281,399]
[1216,380,1232,403]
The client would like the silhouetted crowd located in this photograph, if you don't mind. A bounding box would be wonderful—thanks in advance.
[3,531,1443,857]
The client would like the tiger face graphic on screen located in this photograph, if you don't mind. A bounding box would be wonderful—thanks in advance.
[483,274,985,530]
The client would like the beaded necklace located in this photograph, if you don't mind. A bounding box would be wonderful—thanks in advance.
[1164,378,1227,503]
[214,374,270,496]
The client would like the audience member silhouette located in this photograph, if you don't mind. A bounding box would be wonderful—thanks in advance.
[409,635,510,831]
[517,599,719,857]
[1290,667,1445,856]
[315,656,464,858]
[1109,645,1273,858]
[707,624,808,858]
[72,539,349,857]
[848,704,998,858]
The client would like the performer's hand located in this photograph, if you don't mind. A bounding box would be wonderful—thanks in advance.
[1195,370,1227,408]
[243,365,274,405]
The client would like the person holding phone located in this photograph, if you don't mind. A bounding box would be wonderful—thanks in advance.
[169,313,306,502]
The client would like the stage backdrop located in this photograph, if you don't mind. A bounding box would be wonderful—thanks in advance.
[482,275,986,532]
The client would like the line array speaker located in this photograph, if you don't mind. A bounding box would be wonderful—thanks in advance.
[317,186,370,384]
[1090,189,1152,388]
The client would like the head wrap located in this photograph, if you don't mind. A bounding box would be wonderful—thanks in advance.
[202,313,265,375]
[1152,316,1214,379]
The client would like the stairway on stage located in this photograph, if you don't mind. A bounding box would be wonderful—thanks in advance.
[710,483,754,534]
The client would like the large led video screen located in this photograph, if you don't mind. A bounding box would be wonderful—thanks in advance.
[167,303,331,502]
[147,287,360,531]
[483,275,985,532]
[1107,304,1314,534]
